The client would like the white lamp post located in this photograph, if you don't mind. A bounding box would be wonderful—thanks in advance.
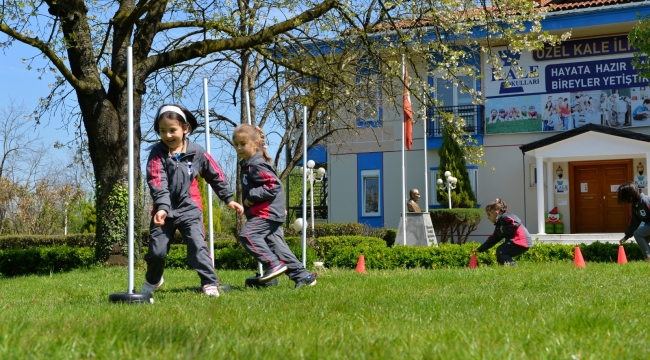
[436,171,458,209]
[296,160,326,233]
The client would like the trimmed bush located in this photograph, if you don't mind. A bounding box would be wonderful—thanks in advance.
[0,246,95,276]
[1,239,646,277]
[315,236,387,260]
[0,234,95,250]
[283,222,365,238]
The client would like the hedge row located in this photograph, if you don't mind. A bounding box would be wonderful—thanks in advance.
[0,246,95,276]
[0,239,644,277]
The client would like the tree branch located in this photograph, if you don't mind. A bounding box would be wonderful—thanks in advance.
[0,24,87,90]
[142,0,340,74]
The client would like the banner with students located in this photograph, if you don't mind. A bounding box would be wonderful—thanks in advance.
[484,35,650,134]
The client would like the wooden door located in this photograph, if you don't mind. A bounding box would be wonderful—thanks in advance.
[570,160,631,233]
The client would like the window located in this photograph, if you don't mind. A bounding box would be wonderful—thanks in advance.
[356,59,383,128]
[530,164,547,187]
[361,169,381,216]
[436,76,474,107]
[467,166,478,199]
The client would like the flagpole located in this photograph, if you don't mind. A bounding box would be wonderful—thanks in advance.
[423,95,429,211]
[401,55,407,246]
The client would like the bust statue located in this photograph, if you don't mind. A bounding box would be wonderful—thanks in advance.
[407,188,422,212]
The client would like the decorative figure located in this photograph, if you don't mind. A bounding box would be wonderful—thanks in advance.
[545,207,564,234]
[407,188,422,212]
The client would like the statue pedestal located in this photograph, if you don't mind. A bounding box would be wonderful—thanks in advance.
[395,212,438,247]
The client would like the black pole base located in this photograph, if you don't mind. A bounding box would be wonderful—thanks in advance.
[109,292,154,304]
[245,274,278,288]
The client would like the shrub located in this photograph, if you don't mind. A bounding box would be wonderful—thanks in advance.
[0,246,95,276]
[429,209,483,244]
[0,234,95,250]
[283,222,365,238]
[315,236,387,260]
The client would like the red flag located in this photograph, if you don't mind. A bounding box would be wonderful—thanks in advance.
[403,65,413,150]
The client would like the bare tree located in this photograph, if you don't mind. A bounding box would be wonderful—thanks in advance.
[0,0,569,259]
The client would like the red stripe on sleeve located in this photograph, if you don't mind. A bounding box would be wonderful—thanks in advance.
[150,156,162,188]
[205,153,226,181]
[259,171,276,190]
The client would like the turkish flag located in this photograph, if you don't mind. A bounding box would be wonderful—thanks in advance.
[403,65,413,150]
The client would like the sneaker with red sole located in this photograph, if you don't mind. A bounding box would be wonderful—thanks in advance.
[259,264,288,283]
[202,284,220,297]
[141,277,164,294]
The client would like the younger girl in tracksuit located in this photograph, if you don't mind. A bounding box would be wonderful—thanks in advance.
[475,198,532,266]
[143,104,243,297]
[233,124,316,288]
[618,181,650,261]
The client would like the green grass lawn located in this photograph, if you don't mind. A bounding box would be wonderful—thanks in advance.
[1,262,648,359]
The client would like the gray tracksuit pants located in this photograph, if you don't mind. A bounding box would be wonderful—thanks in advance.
[238,217,309,282]
[633,223,650,260]
[145,216,219,287]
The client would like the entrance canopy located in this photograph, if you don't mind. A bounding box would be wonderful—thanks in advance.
[520,123,650,160]
[520,123,650,234]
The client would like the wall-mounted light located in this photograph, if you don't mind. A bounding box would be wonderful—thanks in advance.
[556,166,563,179]
[638,162,644,176]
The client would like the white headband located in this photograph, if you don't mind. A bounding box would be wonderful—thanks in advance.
[158,105,186,121]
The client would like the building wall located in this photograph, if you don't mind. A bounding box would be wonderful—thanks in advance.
[328,153,357,224]
[326,3,650,237]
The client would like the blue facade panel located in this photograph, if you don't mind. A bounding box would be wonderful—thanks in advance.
[357,152,384,228]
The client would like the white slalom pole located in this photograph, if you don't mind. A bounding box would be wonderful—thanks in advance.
[203,79,215,266]
[109,46,151,303]
[127,46,135,293]
[423,95,429,211]
[246,91,264,275]
[246,92,252,126]
[302,106,308,266]
[401,55,407,246]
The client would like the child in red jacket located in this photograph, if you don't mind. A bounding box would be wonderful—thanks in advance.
[474,198,532,266]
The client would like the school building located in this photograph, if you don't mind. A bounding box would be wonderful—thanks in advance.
[322,0,650,241]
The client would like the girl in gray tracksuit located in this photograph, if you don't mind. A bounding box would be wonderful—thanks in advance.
[233,124,316,288]
[143,104,243,297]
[475,198,532,266]
[618,181,650,261]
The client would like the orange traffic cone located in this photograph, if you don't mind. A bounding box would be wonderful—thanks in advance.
[469,253,478,269]
[356,254,366,274]
[618,245,628,264]
[574,246,586,268]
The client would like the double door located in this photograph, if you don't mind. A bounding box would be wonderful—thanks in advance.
[570,160,632,233]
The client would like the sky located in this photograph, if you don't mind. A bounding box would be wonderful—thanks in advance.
[0,42,76,153]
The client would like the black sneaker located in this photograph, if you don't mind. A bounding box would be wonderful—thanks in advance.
[259,264,288,283]
[295,272,317,289]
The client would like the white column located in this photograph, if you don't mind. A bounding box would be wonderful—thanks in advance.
[546,160,554,214]
[646,154,650,195]
[536,156,545,234]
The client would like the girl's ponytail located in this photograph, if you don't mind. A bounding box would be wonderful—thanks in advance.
[256,126,272,163]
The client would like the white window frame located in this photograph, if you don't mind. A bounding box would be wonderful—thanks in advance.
[361,169,381,216]
[434,75,475,107]
[529,164,547,188]
[356,75,383,128]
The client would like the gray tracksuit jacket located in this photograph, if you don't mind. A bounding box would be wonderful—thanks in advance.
[147,140,233,220]
[240,152,286,223]
[623,193,650,240]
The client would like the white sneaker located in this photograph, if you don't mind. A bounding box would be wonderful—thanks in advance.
[203,284,220,297]
[141,277,164,293]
